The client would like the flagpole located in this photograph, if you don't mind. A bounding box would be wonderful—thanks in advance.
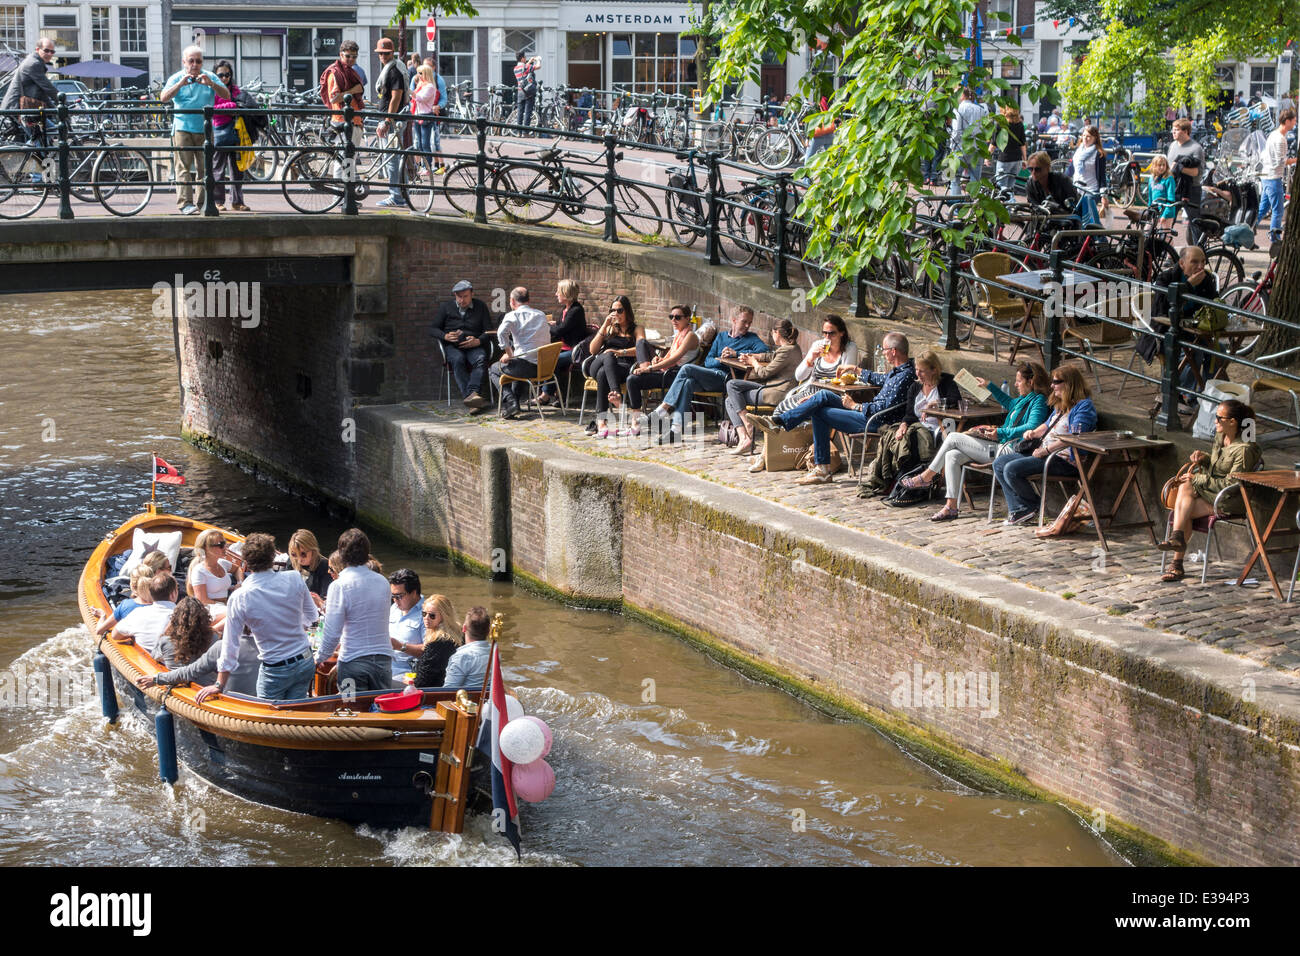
[478,612,503,714]
[150,450,157,508]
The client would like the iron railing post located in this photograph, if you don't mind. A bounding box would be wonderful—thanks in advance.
[771,173,790,290]
[55,93,73,220]
[341,95,359,216]
[202,106,218,216]
[1158,280,1186,432]
[939,239,962,350]
[1042,249,1064,371]
[849,268,871,318]
[705,151,721,266]
[602,132,619,243]
[474,116,488,224]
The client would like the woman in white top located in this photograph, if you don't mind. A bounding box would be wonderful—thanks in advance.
[775,314,860,415]
[1071,125,1107,224]
[188,528,243,624]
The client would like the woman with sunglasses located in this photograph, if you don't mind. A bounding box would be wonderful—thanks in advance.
[414,594,462,687]
[211,60,249,211]
[991,365,1097,525]
[584,295,643,436]
[611,305,700,435]
[187,528,243,623]
[773,314,859,416]
[288,529,331,608]
[1157,399,1261,582]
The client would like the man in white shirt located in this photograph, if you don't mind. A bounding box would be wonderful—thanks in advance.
[194,533,317,702]
[949,86,988,196]
[314,527,393,695]
[114,572,179,658]
[1258,107,1296,243]
[443,606,493,690]
[489,286,550,420]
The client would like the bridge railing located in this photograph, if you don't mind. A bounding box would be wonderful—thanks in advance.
[2,94,1292,437]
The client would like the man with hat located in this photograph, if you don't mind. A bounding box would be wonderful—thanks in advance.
[373,36,410,208]
[431,279,493,408]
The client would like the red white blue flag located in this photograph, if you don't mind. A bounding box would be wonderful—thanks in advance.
[481,644,521,857]
[152,455,185,485]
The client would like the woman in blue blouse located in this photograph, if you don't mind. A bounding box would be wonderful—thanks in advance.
[899,362,1051,521]
[991,364,1098,525]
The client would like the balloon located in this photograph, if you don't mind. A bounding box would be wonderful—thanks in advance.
[499,718,546,765]
[520,715,552,758]
[512,759,555,803]
[503,694,524,721]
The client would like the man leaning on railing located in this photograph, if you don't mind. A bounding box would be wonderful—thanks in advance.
[0,37,58,144]
[159,44,228,215]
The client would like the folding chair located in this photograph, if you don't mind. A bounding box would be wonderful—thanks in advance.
[434,339,454,407]
[1063,287,1141,391]
[496,342,566,419]
[852,403,906,488]
[969,252,1041,363]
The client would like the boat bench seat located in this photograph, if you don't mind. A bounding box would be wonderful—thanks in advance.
[219,685,486,710]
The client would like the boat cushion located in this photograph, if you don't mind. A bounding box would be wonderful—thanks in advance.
[121,528,183,576]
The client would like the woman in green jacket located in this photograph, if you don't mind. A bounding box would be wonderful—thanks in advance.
[1158,399,1262,581]
[898,361,1051,521]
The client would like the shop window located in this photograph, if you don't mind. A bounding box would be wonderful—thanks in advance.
[1250,65,1277,100]
[0,6,25,51]
[437,28,474,89]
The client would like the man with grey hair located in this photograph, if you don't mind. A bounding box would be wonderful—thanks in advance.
[0,38,59,143]
[160,44,228,214]
[490,286,549,419]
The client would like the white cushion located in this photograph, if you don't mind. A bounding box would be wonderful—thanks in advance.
[120,528,183,576]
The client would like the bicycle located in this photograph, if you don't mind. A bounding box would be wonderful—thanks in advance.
[1219,244,1278,356]
[753,104,810,170]
[662,149,756,264]
[281,119,432,214]
[440,140,512,217]
[0,117,153,218]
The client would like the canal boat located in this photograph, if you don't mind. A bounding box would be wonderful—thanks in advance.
[78,508,483,833]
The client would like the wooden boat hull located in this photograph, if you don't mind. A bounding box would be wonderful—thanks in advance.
[81,510,482,832]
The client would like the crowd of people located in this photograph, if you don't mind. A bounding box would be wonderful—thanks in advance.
[96,525,495,704]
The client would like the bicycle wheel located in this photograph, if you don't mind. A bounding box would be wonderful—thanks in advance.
[93,147,153,216]
[863,255,902,319]
[491,163,559,224]
[1146,238,1179,278]
[244,136,280,183]
[281,148,344,214]
[1203,248,1244,288]
[613,182,661,237]
[563,173,607,226]
[1220,282,1269,355]
[666,185,704,247]
[0,146,50,219]
[401,153,435,214]
[716,192,754,265]
[443,161,487,217]
[755,128,795,170]
[741,124,766,165]
[68,143,99,203]
[701,122,727,154]
[664,115,689,150]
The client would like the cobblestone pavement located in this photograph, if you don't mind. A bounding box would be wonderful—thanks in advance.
[410,398,1300,672]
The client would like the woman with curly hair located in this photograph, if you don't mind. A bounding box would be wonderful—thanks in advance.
[155,597,216,669]
[414,594,463,688]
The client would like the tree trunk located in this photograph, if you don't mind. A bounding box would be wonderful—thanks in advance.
[694,0,711,103]
[1251,160,1300,366]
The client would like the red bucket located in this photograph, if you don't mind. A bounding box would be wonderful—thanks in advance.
[375,690,423,713]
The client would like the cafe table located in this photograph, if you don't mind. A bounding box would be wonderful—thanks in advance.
[1232,470,1300,599]
[921,400,1005,435]
[1054,431,1173,551]
[997,268,1105,364]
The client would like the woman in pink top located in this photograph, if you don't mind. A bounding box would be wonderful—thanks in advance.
[411,65,442,179]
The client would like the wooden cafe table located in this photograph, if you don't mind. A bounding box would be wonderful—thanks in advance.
[1055,431,1173,551]
[1233,469,1300,599]
[922,400,1005,435]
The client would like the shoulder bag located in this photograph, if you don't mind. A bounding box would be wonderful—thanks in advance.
[1160,462,1199,510]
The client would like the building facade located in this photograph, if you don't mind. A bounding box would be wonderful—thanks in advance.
[0,1,164,86]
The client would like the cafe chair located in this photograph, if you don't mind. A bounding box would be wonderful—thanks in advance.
[1289,507,1300,603]
[496,342,566,420]
[1063,287,1140,391]
[434,339,454,407]
[1250,375,1300,444]
[969,252,1040,364]
[851,403,906,488]
[982,448,1080,525]
[1160,461,1264,585]
[1119,291,1160,398]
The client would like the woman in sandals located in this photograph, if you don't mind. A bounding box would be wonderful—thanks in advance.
[724,319,802,458]
[611,306,699,437]
[1157,399,1261,582]
[857,350,961,493]
[897,362,1050,520]
[584,295,643,437]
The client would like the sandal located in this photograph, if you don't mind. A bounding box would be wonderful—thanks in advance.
[608,391,623,409]
[1160,559,1185,583]
[900,473,935,491]
[929,505,959,521]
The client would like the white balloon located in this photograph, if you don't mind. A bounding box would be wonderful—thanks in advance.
[499,718,546,765]
[503,694,524,721]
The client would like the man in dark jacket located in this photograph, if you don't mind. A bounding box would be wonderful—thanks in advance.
[1,39,59,142]
[431,279,493,408]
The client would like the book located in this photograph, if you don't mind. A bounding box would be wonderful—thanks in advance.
[954,368,990,402]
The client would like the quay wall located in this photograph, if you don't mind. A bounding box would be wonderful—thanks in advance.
[347,406,1300,867]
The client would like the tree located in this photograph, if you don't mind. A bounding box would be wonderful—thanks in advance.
[706,1,1051,301]
[1060,0,1300,360]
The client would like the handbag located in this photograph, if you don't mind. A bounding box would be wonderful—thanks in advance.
[1194,304,1228,336]
[1033,493,1093,538]
[1016,434,1042,455]
[796,443,841,474]
[1160,463,1199,510]
[234,117,254,172]
[717,421,739,447]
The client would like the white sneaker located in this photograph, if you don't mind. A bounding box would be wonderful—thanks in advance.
[180,204,198,215]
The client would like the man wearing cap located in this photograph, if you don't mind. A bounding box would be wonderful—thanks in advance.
[490,286,549,419]
[431,280,493,408]
[373,37,410,209]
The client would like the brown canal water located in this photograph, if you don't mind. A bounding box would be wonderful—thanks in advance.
[0,291,1123,866]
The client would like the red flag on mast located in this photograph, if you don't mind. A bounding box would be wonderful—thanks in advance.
[153,456,186,485]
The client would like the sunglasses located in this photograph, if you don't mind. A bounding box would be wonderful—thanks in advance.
[1051,379,1065,385]
[423,611,440,620]
[211,541,227,549]
[822,328,837,335]
[670,313,687,320]
[1214,415,1234,422]
[217,73,232,79]
[611,306,625,312]
[342,54,357,59]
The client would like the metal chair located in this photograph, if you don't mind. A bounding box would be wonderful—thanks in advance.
[1250,376,1300,444]
[1161,461,1264,584]
[1289,507,1300,603]
[981,447,1080,524]
[434,339,454,407]
[1063,288,1141,391]
[969,252,1040,363]
[495,342,566,419]
[851,403,907,487]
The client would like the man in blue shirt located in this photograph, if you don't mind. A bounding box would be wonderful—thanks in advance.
[387,568,424,681]
[769,331,916,483]
[159,45,228,215]
[443,606,492,690]
[649,306,769,443]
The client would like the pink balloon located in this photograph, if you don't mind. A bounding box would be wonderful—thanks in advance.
[520,715,552,758]
[511,758,555,803]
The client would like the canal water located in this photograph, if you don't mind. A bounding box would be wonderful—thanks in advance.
[0,291,1122,866]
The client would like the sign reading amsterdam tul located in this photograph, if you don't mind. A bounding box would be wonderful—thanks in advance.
[557,5,702,30]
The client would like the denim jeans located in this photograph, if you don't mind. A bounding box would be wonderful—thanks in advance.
[995,160,1020,195]
[993,452,1077,515]
[386,123,406,201]
[518,94,535,131]
[949,153,984,195]
[337,653,396,699]
[444,344,487,399]
[256,653,315,702]
[490,357,538,407]
[1258,177,1285,235]
[543,348,574,397]
[413,118,433,172]
[660,365,729,429]
[776,388,867,466]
